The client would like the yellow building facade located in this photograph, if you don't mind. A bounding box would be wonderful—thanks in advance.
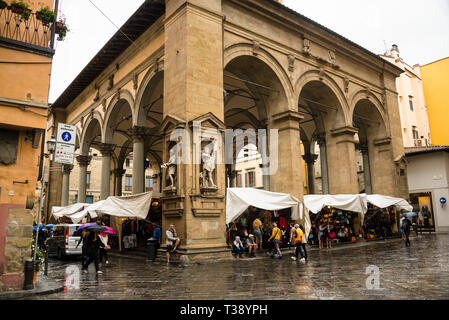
[420,57,449,145]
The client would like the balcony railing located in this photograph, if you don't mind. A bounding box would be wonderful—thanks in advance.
[0,6,54,50]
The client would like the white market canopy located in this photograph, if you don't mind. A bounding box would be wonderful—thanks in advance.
[303,193,413,222]
[226,188,304,224]
[52,203,89,220]
[52,191,161,224]
[364,194,413,212]
[304,194,368,215]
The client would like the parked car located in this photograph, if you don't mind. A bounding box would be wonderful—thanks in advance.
[45,224,82,259]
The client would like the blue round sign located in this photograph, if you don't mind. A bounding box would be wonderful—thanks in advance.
[440,197,447,204]
[61,131,72,142]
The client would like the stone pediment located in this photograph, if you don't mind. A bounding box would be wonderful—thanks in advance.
[160,114,187,134]
[189,112,225,130]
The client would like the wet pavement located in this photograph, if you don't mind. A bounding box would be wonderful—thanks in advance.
[21,234,449,300]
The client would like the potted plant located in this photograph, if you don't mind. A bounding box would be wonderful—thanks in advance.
[0,1,8,10]
[36,6,56,27]
[10,1,31,20]
[55,17,69,41]
[31,240,45,284]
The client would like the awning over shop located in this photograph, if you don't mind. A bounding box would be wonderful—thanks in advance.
[52,203,89,220]
[364,194,413,212]
[304,194,368,215]
[226,188,303,224]
[53,192,162,224]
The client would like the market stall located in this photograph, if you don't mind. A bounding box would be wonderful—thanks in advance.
[226,188,311,250]
[304,194,368,245]
[361,194,413,239]
[52,191,162,251]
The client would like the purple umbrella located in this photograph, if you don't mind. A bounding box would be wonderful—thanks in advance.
[77,222,97,231]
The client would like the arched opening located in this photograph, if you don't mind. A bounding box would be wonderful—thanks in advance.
[224,54,290,192]
[352,98,388,194]
[298,79,347,194]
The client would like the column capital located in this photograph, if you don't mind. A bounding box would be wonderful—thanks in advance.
[98,143,116,156]
[360,144,369,155]
[76,155,92,167]
[330,125,358,137]
[128,126,150,143]
[113,168,126,176]
[62,164,74,173]
[315,132,326,146]
[302,153,318,164]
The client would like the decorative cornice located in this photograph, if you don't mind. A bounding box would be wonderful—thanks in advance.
[373,137,392,146]
[272,110,305,122]
[330,126,358,137]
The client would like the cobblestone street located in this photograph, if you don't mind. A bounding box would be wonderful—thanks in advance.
[22,234,449,300]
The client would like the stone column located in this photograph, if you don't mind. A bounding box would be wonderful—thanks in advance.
[98,143,115,200]
[76,155,91,203]
[270,110,304,201]
[60,164,73,206]
[326,126,359,194]
[114,168,126,196]
[360,144,372,194]
[128,126,147,194]
[303,153,318,194]
[316,134,329,194]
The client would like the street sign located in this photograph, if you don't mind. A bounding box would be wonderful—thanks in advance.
[54,141,75,165]
[56,123,76,145]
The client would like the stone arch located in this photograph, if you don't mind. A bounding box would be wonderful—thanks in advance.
[295,69,351,125]
[134,67,164,127]
[103,89,135,143]
[224,42,295,110]
[79,112,103,155]
[349,89,390,137]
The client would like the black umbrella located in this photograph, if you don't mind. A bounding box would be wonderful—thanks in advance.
[85,225,107,233]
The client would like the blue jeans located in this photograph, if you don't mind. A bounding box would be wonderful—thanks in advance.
[273,240,282,256]
[233,246,245,256]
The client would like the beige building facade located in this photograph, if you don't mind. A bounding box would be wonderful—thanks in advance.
[45,0,408,261]
[380,45,431,148]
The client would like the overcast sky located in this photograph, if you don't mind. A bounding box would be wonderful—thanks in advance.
[49,0,449,103]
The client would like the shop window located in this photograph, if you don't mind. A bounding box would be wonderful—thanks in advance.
[409,192,435,231]
[145,176,153,192]
[86,172,91,189]
[245,171,255,187]
[236,173,242,187]
[0,129,19,165]
[125,175,132,191]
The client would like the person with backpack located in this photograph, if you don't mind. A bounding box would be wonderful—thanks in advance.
[291,224,305,262]
[268,222,282,259]
[166,224,180,265]
[401,214,412,247]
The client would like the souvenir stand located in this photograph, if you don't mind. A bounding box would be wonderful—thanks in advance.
[226,188,310,250]
[304,194,367,245]
[362,194,413,239]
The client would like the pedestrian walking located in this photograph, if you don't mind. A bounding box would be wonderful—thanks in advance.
[288,222,296,255]
[152,223,162,258]
[82,231,105,274]
[232,236,245,259]
[76,230,89,267]
[418,210,424,235]
[291,224,305,262]
[318,222,327,250]
[268,222,282,259]
[98,232,110,266]
[166,224,180,265]
[299,224,308,260]
[401,215,412,247]
[252,217,263,250]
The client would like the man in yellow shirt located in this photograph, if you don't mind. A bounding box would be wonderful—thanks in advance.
[268,222,282,258]
[291,224,305,262]
[252,218,263,249]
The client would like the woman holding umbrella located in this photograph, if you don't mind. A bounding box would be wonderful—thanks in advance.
[82,225,107,274]
[99,226,115,266]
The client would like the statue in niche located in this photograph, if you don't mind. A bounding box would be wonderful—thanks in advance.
[161,144,178,189]
[201,139,217,189]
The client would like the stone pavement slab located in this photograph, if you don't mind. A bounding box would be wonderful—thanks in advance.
[18,234,449,300]
[0,274,64,299]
